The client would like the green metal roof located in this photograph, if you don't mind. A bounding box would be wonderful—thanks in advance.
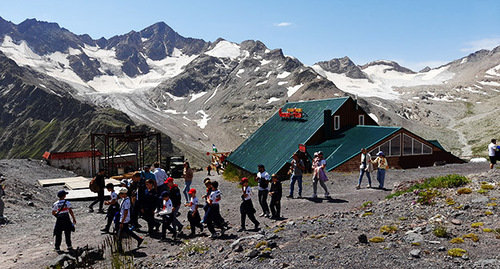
[227,97,350,174]
[427,140,445,151]
[306,125,401,171]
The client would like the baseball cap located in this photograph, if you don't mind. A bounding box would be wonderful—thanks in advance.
[161,191,170,198]
[57,190,68,198]
[188,188,196,194]
[377,151,385,156]
[164,177,174,184]
[239,177,248,184]
[118,187,128,194]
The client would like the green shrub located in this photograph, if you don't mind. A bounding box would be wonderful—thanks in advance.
[449,238,464,244]
[471,222,484,228]
[361,201,373,208]
[362,212,373,217]
[463,233,479,242]
[481,183,495,190]
[380,225,398,234]
[386,174,469,199]
[457,188,473,195]
[433,226,448,238]
[445,197,456,205]
[368,237,385,243]
[415,189,441,205]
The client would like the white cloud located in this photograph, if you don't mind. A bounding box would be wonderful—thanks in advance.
[460,37,500,53]
[274,22,292,27]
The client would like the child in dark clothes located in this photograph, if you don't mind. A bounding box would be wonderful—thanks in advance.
[269,174,282,220]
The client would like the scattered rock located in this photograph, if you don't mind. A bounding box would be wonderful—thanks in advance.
[358,234,368,244]
[462,254,469,260]
[404,232,424,245]
[451,219,462,225]
[232,245,243,253]
[472,197,489,204]
[246,250,259,259]
[410,249,421,258]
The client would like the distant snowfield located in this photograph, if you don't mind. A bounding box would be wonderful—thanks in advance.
[287,84,303,97]
[194,110,210,129]
[0,36,196,94]
[205,40,248,59]
[312,64,455,100]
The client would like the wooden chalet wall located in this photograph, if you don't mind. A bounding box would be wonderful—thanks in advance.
[334,130,464,173]
[307,97,378,146]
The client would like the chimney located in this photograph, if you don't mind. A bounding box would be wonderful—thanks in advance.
[324,109,332,140]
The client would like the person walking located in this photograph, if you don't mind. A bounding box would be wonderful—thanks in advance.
[184,188,203,237]
[159,191,177,241]
[116,187,144,253]
[287,153,304,198]
[372,151,389,190]
[52,190,76,252]
[255,164,270,217]
[0,175,6,221]
[89,168,106,213]
[356,148,373,189]
[100,183,119,234]
[269,174,282,220]
[311,151,330,198]
[238,178,260,232]
[165,177,184,233]
[152,162,167,193]
[488,139,497,169]
[141,179,160,235]
[182,162,194,202]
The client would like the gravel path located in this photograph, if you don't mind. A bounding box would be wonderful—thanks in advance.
[0,159,495,268]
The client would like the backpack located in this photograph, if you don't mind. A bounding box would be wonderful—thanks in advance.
[89,179,100,193]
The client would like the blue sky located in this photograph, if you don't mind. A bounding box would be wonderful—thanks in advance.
[1,0,499,71]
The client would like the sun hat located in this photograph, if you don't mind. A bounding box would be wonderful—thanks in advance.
[118,187,128,194]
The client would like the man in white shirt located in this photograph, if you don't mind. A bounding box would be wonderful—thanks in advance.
[488,139,497,169]
[152,162,167,191]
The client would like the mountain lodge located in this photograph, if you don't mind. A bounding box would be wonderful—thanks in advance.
[226,97,464,175]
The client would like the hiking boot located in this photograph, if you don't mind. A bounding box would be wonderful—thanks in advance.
[209,233,218,239]
[88,206,94,213]
[259,213,265,217]
[100,228,109,233]
[286,195,293,199]
[237,227,246,232]
[367,184,372,188]
[355,185,360,189]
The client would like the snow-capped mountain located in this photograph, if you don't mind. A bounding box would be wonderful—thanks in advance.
[1,16,499,160]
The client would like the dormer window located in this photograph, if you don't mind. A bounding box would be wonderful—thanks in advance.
[359,115,365,125]
[334,115,340,130]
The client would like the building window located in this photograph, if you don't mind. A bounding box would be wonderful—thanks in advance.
[359,115,365,125]
[369,134,401,157]
[334,115,340,130]
[403,134,433,155]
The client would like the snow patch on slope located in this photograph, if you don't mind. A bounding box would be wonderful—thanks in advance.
[205,41,242,59]
[287,84,303,97]
[312,63,455,100]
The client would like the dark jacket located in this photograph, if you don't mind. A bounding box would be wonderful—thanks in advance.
[270,181,282,199]
[169,184,182,208]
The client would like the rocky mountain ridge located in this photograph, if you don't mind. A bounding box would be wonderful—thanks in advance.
[1,16,499,161]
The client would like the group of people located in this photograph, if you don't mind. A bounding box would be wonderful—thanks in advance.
[356,148,389,190]
[287,151,330,199]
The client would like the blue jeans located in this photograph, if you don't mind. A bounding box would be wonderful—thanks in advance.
[183,181,192,202]
[377,169,386,188]
[358,169,372,186]
[289,175,302,196]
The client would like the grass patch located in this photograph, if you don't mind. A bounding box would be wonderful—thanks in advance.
[485,211,493,216]
[362,212,373,217]
[274,227,284,233]
[222,163,257,187]
[445,197,456,205]
[386,174,469,199]
[483,228,493,233]
[487,203,497,207]
[478,189,489,194]
[361,201,373,208]
[481,183,495,190]
[255,241,268,248]
[180,240,209,257]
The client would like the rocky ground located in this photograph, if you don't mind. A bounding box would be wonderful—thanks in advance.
[1,159,500,268]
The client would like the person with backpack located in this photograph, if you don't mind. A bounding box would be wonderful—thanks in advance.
[287,153,305,199]
[52,190,77,252]
[372,151,389,190]
[165,177,184,233]
[255,164,270,218]
[89,168,106,213]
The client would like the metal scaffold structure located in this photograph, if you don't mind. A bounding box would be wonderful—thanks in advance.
[90,129,161,177]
